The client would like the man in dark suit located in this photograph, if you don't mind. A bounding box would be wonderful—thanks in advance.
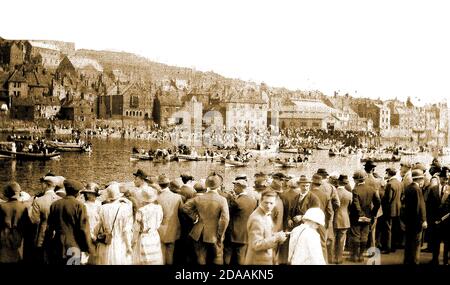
[381,167,403,253]
[403,169,427,265]
[310,173,333,263]
[182,172,230,265]
[426,167,448,264]
[288,175,321,230]
[349,170,381,263]
[363,160,384,249]
[43,179,94,265]
[226,179,257,264]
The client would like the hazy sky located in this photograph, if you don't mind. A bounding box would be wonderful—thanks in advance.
[2,0,449,105]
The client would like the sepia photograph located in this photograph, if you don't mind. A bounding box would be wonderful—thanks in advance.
[0,0,449,275]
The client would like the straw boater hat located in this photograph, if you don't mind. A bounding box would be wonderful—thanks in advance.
[82,182,100,196]
[235,174,248,181]
[302,207,325,226]
[232,179,248,188]
[411,169,424,180]
[105,183,123,201]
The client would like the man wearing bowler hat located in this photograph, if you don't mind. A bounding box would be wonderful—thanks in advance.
[309,173,332,263]
[44,179,94,265]
[381,167,402,253]
[288,175,321,230]
[349,170,381,263]
[425,167,449,264]
[226,179,257,265]
[403,169,427,264]
[333,175,353,264]
[363,160,383,249]
[182,172,229,264]
[316,168,340,263]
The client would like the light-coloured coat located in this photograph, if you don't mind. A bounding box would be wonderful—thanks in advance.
[157,188,183,243]
[245,207,279,265]
[333,186,352,229]
[29,190,60,247]
[288,223,326,265]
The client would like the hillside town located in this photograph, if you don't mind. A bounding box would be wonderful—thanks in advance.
[0,37,449,148]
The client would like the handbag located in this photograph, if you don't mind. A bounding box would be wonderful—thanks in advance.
[97,205,121,245]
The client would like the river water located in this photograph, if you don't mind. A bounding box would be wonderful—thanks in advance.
[1,137,449,196]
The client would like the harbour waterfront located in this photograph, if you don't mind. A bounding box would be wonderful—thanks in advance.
[1,137,449,196]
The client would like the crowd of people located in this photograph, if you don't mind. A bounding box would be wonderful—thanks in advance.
[0,159,449,265]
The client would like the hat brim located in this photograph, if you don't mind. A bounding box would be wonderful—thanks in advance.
[412,175,424,180]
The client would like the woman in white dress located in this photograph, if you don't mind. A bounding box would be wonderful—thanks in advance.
[95,183,134,265]
[288,207,326,265]
[132,186,164,265]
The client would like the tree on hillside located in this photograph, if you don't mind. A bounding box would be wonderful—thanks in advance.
[152,96,161,126]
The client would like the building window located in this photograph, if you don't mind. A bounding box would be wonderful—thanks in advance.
[130,95,139,108]
[126,111,128,116]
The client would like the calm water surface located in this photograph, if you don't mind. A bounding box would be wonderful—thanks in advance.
[1,137,449,196]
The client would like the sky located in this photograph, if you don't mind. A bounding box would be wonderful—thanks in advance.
[1,0,449,105]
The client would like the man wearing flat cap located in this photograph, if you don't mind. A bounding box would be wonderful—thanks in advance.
[29,175,62,263]
[44,179,94,265]
[157,174,183,265]
[403,169,427,264]
[0,182,31,263]
[425,167,448,264]
[381,167,403,253]
[226,179,257,265]
[182,172,229,265]
[349,170,381,263]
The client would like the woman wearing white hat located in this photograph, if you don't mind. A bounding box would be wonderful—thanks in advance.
[288,207,326,265]
[95,183,134,265]
[131,186,163,265]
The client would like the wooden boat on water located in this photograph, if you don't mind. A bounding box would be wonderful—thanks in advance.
[279,148,313,155]
[0,149,61,161]
[360,156,401,163]
[224,159,249,167]
[399,149,419,155]
[130,153,173,162]
[47,141,92,152]
[176,154,220,162]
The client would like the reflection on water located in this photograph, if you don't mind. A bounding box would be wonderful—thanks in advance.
[0,137,449,196]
